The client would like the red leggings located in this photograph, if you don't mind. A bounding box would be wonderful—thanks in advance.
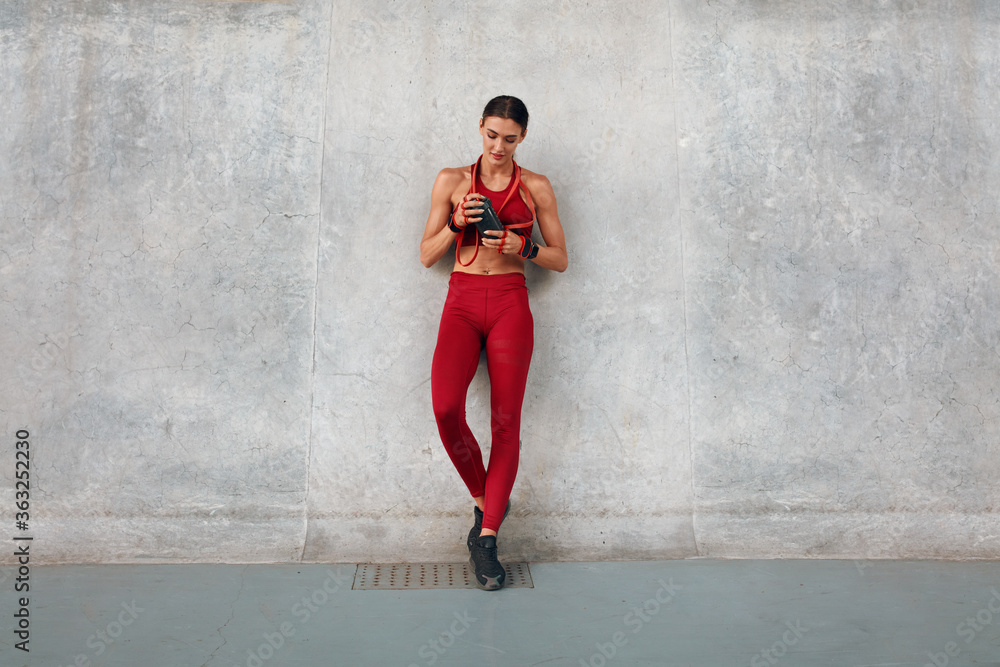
[431,272,533,533]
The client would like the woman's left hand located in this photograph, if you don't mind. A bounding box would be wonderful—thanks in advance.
[481,230,512,255]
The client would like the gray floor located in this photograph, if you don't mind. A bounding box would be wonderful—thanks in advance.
[3,560,1000,666]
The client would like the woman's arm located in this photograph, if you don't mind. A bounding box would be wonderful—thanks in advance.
[525,174,568,273]
[420,169,464,268]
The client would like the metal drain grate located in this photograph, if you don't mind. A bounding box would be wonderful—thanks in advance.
[353,563,533,590]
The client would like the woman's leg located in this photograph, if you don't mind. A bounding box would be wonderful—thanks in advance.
[480,279,534,534]
[431,281,487,499]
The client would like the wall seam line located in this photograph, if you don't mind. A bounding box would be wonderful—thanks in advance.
[300,7,336,564]
[668,1,701,558]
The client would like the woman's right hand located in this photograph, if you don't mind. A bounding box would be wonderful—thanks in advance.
[455,193,484,229]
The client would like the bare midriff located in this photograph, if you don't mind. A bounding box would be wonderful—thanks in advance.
[452,243,526,275]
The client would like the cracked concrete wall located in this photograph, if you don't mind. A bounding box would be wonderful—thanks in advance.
[675,1,1000,558]
[2,1,998,563]
[1,0,330,562]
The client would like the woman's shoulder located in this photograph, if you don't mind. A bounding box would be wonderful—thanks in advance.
[431,165,473,200]
[517,167,555,201]
[434,165,473,187]
[519,166,552,187]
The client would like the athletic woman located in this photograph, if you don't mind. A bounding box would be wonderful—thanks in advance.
[420,96,568,590]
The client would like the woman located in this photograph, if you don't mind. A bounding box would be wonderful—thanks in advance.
[420,95,568,590]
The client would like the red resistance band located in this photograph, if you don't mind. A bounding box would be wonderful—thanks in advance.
[454,156,536,267]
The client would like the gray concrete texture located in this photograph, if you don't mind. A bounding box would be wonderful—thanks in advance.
[1,1,997,563]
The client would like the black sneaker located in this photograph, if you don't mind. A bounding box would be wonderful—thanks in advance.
[469,535,506,591]
[467,501,511,552]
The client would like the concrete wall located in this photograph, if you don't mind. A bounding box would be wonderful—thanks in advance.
[2,0,998,563]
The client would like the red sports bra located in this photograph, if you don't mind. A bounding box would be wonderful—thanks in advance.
[454,156,536,266]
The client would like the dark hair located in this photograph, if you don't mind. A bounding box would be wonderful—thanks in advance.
[481,95,529,133]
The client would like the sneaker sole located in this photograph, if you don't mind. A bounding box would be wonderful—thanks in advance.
[468,555,505,591]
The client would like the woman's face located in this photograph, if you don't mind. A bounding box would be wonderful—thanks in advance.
[479,116,525,167]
